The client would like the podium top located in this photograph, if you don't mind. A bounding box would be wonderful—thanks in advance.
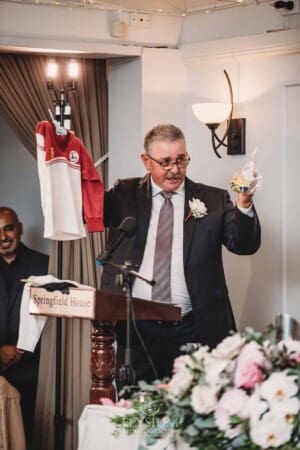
[95,290,181,321]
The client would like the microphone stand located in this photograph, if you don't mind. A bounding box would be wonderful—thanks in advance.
[101,261,154,389]
[47,77,76,449]
[54,241,64,450]
[120,266,135,387]
[53,90,69,450]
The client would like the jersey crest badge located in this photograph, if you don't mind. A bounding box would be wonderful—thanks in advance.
[69,151,79,164]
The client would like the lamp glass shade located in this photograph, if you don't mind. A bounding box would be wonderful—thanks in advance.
[68,60,79,78]
[47,61,57,79]
[192,102,232,125]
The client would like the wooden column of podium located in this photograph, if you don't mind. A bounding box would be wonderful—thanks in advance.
[90,290,181,404]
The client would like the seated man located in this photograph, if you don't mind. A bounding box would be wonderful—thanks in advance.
[0,376,26,450]
[0,207,49,448]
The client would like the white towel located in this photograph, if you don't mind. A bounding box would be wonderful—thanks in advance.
[17,274,88,352]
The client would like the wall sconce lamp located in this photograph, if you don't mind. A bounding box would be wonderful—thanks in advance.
[192,70,246,159]
[46,59,79,129]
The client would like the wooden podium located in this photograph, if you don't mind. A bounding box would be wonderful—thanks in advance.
[90,290,181,403]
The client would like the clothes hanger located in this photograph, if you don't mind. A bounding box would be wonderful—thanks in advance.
[48,107,68,136]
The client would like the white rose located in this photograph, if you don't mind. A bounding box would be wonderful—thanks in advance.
[271,397,300,424]
[168,371,193,399]
[212,333,246,360]
[214,388,248,439]
[172,354,194,374]
[241,390,268,424]
[191,384,218,414]
[260,371,298,402]
[192,345,210,363]
[278,338,300,362]
[250,412,293,448]
[204,357,230,387]
[188,198,208,218]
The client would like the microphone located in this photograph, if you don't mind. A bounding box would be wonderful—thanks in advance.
[96,217,138,266]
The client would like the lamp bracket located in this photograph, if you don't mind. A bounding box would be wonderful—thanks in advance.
[209,69,234,158]
[210,71,246,158]
[227,118,246,155]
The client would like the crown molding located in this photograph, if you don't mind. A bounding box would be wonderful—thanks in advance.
[180,28,300,65]
[0,35,143,58]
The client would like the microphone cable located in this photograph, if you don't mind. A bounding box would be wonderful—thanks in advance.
[130,302,159,381]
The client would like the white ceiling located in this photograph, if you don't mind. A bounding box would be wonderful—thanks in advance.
[2,0,270,16]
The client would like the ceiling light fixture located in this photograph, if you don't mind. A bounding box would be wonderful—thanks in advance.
[46,59,79,129]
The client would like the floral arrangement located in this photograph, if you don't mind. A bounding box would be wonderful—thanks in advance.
[185,198,208,222]
[111,327,300,449]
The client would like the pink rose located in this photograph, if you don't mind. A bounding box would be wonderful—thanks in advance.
[234,341,269,389]
[100,397,132,408]
[100,397,114,406]
[234,360,264,389]
[116,398,132,408]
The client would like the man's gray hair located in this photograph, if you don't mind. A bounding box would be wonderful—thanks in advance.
[144,124,185,153]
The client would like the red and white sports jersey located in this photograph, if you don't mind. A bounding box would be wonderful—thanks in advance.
[36,121,104,240]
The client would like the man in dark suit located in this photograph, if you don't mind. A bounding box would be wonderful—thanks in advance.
[101,124,261,385]
[0,206,49,448]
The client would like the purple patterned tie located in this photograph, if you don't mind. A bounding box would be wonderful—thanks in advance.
[152,191,174,302]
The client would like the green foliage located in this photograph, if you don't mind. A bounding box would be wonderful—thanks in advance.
[111,411,140,436]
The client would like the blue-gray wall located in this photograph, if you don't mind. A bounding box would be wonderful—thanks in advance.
[0,115,49,255]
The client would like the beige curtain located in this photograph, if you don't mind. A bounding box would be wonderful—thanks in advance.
[0,54,53,156]
[0,54,108,450]
[34,236,106,450]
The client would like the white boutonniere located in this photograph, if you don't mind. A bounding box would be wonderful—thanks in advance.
[185,198,208,222]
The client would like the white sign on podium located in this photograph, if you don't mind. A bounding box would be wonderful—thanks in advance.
[29,286,95,319]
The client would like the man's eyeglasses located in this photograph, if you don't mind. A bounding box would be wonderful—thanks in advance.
[147,153,191,171]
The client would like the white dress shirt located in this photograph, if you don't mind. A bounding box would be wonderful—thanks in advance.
[132,179,192,316]
[132,178,254,316]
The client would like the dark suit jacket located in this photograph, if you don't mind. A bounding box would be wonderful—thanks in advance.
[0,243,49,382]
[101,175,261,348]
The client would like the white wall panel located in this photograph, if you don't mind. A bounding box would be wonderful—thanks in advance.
[283,83,300,322]
[108,57,143,186]
[184,51,300,331]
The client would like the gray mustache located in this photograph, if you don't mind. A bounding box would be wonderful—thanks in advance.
[165,175,182,180]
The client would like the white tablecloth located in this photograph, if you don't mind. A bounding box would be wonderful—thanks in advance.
[78,405,191,450]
